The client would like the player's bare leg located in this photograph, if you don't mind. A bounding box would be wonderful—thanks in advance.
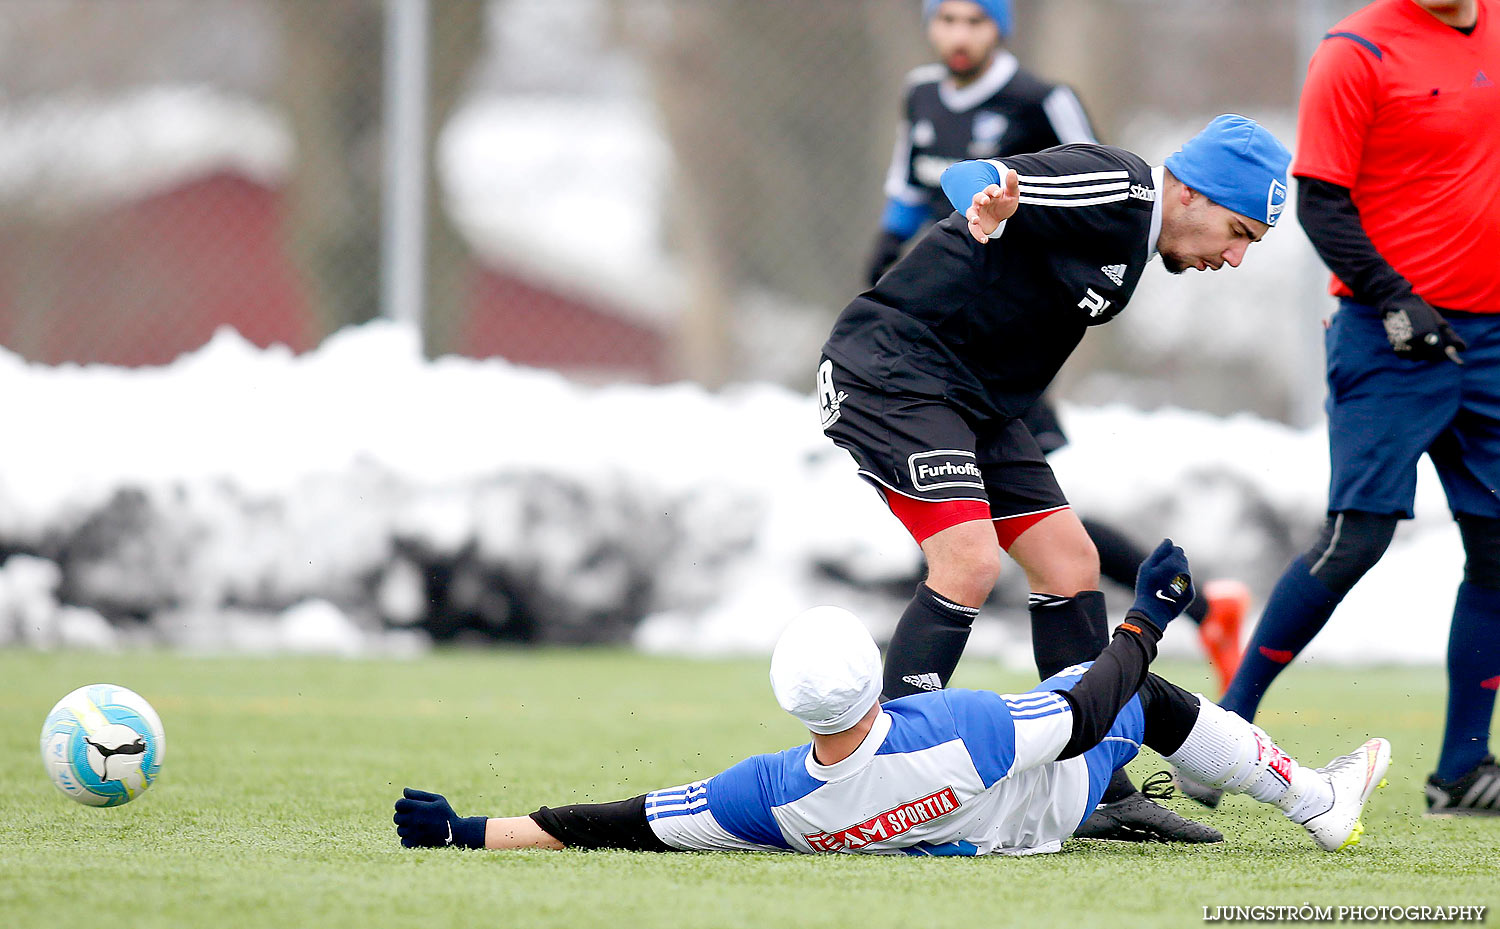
[921,518,1004,606]
[1009,510,1222,843]
[1003,507,1099,594]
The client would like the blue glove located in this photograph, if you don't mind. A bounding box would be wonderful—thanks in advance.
[1130,539,1194,633]
[393,787,487,849]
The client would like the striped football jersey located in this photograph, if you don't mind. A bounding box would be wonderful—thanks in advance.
[884,51,1097,230]
[826,144,1159,423]
[643,682,1143,856]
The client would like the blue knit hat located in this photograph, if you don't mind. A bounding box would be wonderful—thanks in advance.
[924,0,1012,36]
[1164,115,1291,227]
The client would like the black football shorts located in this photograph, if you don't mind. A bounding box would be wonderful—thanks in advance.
[816,356,1068,518]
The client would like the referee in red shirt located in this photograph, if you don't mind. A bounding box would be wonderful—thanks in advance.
[1198,0,1500,815]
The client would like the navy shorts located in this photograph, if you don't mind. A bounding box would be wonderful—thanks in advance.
[1325,300,1500,518]
[816,356,1068,519]
[1031,664,1144,827]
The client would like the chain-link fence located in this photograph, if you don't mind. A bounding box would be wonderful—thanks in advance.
[0,0,1364,417]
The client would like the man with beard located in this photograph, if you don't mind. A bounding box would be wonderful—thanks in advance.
[868,0,1252,705]
[867,0,1094,288]
[821,114,1289,843]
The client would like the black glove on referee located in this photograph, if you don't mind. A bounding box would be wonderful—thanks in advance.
[865,230,906,288]
[1381,295,1465,364]
[394,787,487,849]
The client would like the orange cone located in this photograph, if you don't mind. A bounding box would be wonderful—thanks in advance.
[1198,579,1250,693]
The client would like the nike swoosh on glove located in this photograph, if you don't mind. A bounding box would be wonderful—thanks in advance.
[393,787,487,849]
[1130,538,1194,633]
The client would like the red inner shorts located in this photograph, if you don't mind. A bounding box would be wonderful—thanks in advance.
[880,489,1065,550]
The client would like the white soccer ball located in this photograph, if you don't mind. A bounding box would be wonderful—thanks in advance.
[39,683,166,807]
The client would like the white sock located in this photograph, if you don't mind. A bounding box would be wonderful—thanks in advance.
[1166,698,1332,824]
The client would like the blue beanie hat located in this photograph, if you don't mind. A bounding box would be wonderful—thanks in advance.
[1163,115,1291,227]
[924,0,1012,36]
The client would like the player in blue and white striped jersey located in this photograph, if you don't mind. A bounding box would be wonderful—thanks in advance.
[641,666,1125,857]
[394,541,1391,857]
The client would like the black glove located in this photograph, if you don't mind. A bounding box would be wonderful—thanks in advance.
[393,787,487,849]
[1129,539,1194,633]
[865,230,906,287]
[1381,295,1465,364]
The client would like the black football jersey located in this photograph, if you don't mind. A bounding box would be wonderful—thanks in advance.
[885,52,1096,227]
[827,144,1159,422]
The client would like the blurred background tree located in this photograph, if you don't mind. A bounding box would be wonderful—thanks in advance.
[626,0,923,384]
[274,0,484,354]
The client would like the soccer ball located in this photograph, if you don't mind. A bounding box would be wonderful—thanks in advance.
[39,683,166,807]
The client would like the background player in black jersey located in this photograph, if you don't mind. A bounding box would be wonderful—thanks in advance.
[866,0,1252,701]
[822,115,1290,843]
[867,0,1094,286]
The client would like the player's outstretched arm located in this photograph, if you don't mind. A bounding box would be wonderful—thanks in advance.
[1051,539,1194,761]
[394,787,678,852]
[393,787,564,850]
[487,816,566,850]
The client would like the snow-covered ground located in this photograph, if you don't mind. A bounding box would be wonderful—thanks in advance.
[0,322,1463,666]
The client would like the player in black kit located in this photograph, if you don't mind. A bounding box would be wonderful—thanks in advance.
[867,0,1094,287]
[869,0,1252,700]
[824,115,1290,842]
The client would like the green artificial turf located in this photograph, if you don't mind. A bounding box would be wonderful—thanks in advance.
[0,649,1494,929]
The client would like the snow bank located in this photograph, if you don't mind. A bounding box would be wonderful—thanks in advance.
[0,323,1464,664]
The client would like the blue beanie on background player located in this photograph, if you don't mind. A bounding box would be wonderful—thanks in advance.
[923,0,1012,36]
[1164,114,1291,227]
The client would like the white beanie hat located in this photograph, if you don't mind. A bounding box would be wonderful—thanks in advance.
[770,606,882,735]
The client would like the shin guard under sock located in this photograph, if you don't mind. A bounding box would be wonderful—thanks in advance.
[881,583,980,700]
[1029,590,1108,680]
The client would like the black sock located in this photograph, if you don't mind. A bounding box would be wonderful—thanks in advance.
[882,583,980,700]
[1137,673,1202,757]
[1029,590,1108,679]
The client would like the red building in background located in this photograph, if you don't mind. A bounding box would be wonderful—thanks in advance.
[0,170,669,379]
